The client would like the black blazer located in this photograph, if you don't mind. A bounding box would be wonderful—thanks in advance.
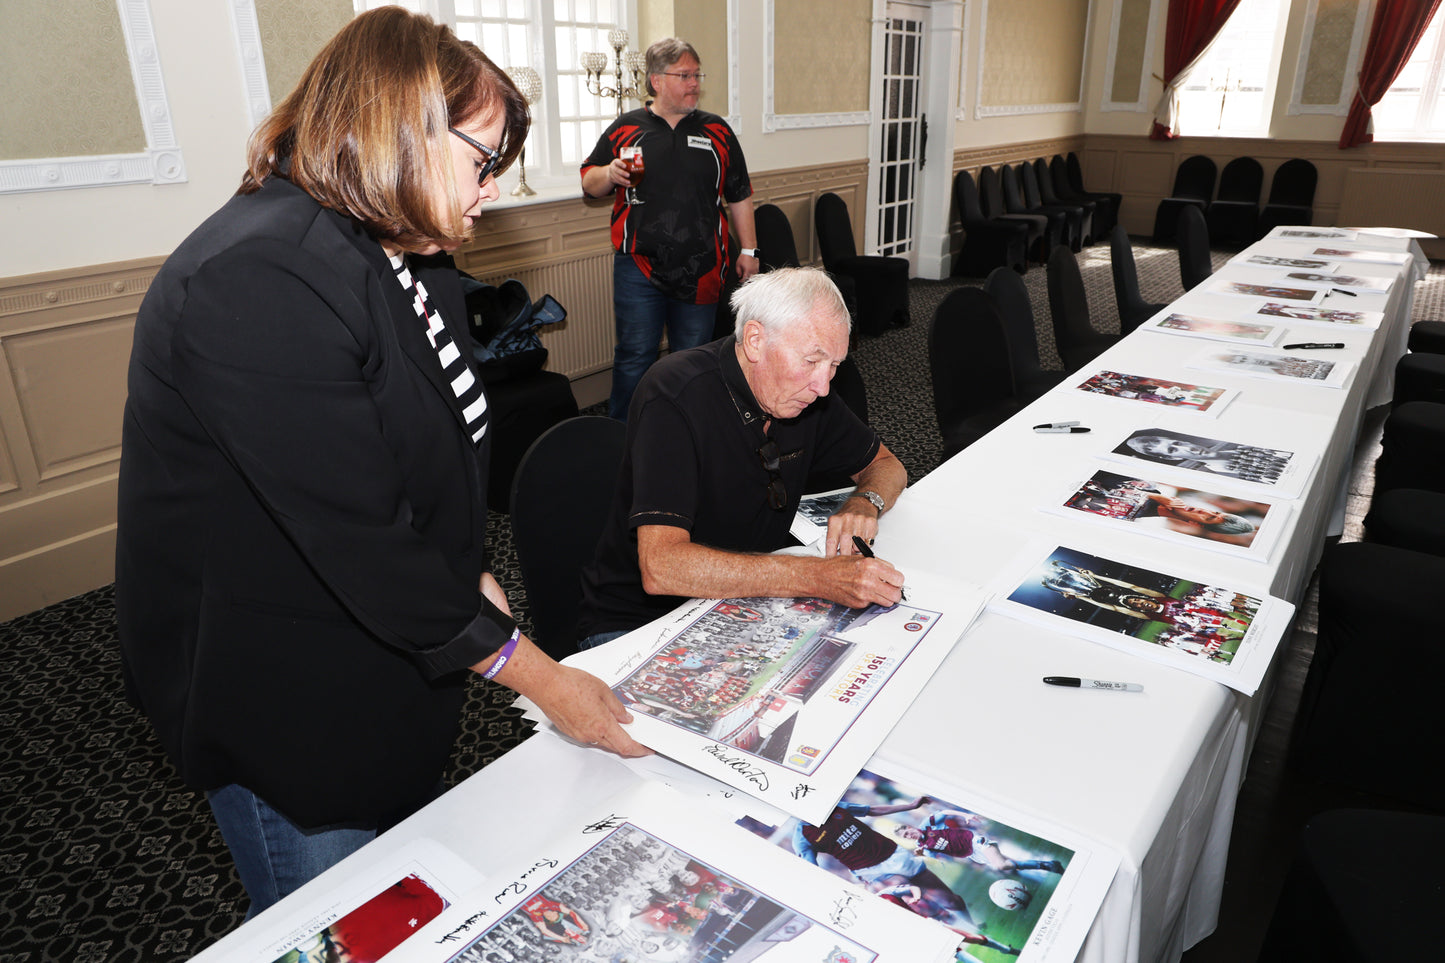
[116,176,516,828]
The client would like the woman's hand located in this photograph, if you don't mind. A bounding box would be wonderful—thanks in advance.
[473,631,650,758]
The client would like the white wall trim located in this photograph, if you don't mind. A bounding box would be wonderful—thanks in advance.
[1100,0,1161,112]
[727,0,741,129]
[1,0,186,194]
[953,0,972,120]
[763,0,872,132]
[229,0,273,129]
[973,0,1087,120]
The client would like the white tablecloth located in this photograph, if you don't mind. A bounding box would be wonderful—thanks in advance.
[191,232,1423,963]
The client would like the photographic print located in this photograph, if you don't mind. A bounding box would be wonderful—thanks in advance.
[1102,428,1314,497]
[560,575,984,823]
[391,783,960,963]
[1145,313,1283,346]
[735,765,1119,962]
[1269,227,1356,240]
[1207,279,1324,304]
[1310,247,1413,266]
[1240,255,1335,270]
[1186,349,1354,389]
[790,487,854,549]
[1282,271,1392,295]
[1252,301,1383,327]
[997,545,1290,693]
[1045,469,1286,559]
[1073,370,1236,417]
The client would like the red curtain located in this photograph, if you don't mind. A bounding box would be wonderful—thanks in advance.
[1339,0,1443,148]
[1150,0,1244,140]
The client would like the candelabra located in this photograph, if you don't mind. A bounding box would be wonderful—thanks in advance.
[581,29,648,117]
[504,66,541,197]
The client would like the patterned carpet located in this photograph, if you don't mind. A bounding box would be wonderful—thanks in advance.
[2,239,1440,962]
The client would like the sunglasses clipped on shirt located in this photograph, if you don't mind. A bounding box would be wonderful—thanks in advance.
[449,127,502,185]
[756,439,787,511]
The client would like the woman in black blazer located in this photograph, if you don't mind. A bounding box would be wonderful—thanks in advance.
[116,7,644,916]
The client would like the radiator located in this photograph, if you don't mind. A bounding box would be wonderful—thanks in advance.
[468,250,616,379]
[1338,168,1445,239]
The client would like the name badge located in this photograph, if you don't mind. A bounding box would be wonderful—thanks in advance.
[687,135,713,150]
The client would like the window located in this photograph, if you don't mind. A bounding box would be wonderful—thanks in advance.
[354,1,629,194]
[1373,7,1445,141]
[1174,0,1289,137]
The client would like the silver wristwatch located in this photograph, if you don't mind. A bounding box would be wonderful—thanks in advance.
[852,489,885,513]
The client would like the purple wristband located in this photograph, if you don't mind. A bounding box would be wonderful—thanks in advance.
[481,627,521,681]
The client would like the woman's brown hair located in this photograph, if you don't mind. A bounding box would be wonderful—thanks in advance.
[240,7,529,253]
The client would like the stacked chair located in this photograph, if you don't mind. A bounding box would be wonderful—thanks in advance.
[1176,205,1214,292]
[1204,157,1264,248]
[979,166,1046,264]
[1109,225,1166,334]
[1152,155,1216,244]
[1051,154,1113,238]
[1258,159,1318,236]
[1035,158,1093,245]
[952,169,1030,277]
[928,287,1025,459]
[1000,164,1067,263]
[1046,245,1118,371]
[1065,152,1122,237]
[1020,161,1084,252]
[814,192,910,335]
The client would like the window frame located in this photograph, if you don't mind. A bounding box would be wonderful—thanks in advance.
[1372,5,1445,143]
[1172,0,1292,138]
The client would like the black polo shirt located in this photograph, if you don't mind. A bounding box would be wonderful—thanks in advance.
[582,106,751,304]
[578,337,881,639]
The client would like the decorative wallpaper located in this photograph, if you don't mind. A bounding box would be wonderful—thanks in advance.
[676,0,730,114]
[980,0,1088,107]
[773,0,871,115]
[0,0,144,160]
[1110,0,1152,105]
[255,0,354,107]
[1301,0,1360,106]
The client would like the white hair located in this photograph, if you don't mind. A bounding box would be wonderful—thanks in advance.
[729,267,850,339]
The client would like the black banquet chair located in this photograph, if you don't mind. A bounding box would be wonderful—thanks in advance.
[1177,205,1214,292]
[814,192,910,335]
[1110,225,1166,334]
[753,202,802,271]
[1021,161,1083,252]
[1290,540,1445,810]
[1066,151,1122,237]
[979,165,1046,263]
[1036,157,1093,245]
[1046,245,1118,371]
[510,415,628,659]
[952,169,1030,277]
[929,287,1023,460]
[1001,163,1066,263]
[1205,156,1263,248]
[1373,401,1445,499]
[1152,154,1216,244]
[1258,158,1318,237]
[1051,154,1112,240]
[984,265,1065,403]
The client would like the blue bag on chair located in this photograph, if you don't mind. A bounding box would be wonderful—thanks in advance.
[459,274,567,383]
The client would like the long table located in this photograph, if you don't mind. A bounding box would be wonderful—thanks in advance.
[192,229,1424,963]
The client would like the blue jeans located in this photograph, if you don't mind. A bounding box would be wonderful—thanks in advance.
[610,254,718,420]
[206,783,374,919]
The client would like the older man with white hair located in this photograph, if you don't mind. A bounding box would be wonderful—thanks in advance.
[578,267,908,649]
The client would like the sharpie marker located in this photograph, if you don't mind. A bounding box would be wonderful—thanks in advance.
[1283,342,1345,350]
[1043,675,1144,693]
[1034,425,1091,434]
[1033,421,1080,429]
[851,535,908,601]
[1330,287,1358,297]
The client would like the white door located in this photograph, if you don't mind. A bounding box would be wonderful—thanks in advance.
[873,2,928,267]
